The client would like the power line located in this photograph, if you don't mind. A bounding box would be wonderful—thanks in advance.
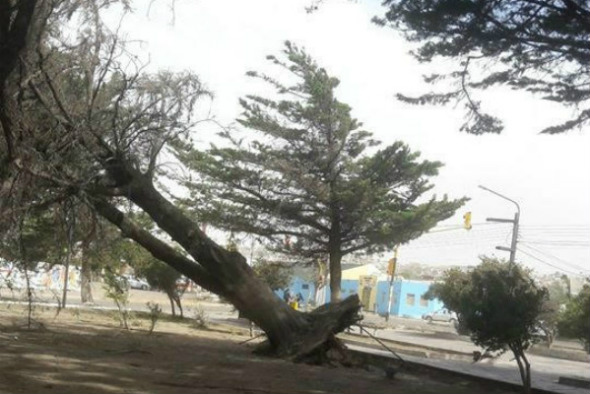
[520,224,590,229]
[519,240,590,247]
[518,243,590,274]
[431,222,505,230]
[516,247,579,275]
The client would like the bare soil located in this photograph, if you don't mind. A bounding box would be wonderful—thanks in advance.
[0,305,517,394]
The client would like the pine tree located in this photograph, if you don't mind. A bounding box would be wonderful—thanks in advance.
[177,42,466,302]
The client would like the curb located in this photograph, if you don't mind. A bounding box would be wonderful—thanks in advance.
[343,331,474,360]
[345,345,562,394]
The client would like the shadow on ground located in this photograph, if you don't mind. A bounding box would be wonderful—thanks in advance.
[0,307,520,394]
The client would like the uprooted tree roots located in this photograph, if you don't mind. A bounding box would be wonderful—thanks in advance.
[253,295,363,365]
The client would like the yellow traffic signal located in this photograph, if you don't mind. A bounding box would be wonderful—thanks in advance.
[463,211,472,230]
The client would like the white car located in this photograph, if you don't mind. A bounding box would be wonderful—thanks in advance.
[422,308,458,323]
[125,276,150,290]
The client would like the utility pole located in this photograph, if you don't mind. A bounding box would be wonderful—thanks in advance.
[385,246,399,322]
[479,185,520,265]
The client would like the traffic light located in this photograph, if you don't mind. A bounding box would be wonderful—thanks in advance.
[463,211,472,230]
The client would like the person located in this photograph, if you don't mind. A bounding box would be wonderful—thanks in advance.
[288,293,298,310]
[283,288,291,303]
[295,292,304,311]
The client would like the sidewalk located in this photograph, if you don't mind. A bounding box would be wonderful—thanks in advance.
[344,325,590,394]
[346,343,589,394]
[217,317,590,394]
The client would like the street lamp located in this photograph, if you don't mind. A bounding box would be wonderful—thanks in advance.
[478,185,520,264]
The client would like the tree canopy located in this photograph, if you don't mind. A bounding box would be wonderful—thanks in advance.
[252,259,293,292]
[427,257,548,393]
[176,42,465,301]
[558,283,590,352]
[379,0,590,135]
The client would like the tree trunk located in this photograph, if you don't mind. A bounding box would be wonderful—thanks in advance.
[92,164,361,358]
[168,293,176,316]
[328,182,342,304]
[521,347,531,394]
[510,343,531,394]
[80,244,94,304]
[174,294,183,318]
[329,250,342,303]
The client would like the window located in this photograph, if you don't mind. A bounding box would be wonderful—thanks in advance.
[420,295,429,307]
[302,284,309,290]
[406,293,415,306]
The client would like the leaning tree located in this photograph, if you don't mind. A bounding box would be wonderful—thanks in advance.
[0,0,362,359]
[378,0,590,135]
[176,42,465,302]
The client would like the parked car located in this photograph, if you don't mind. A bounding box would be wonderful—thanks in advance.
[125,276,150,290]
[422,308,457,323]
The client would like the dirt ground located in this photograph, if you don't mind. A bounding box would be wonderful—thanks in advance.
[0,305,518,394]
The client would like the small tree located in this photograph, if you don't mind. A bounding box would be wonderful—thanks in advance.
[252,259,293,292]
[135,257,184,318]
[558,284,590,352]
[427,258,547,394]
[103,269,130,330]
[537,298,559,348]
[0,208,67,327]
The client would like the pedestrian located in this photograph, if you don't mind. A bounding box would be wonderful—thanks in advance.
[283,288,291,303]
[288,293,298,310]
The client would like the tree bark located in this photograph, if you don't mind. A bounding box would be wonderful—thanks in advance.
[80,241,94,304]
[92,162,361,357]
[510,343,531,394]
[328,196,343,303]
[329,249,342,303]
[168,293,176,316]
[521,345,531,394]
[174,293,183,318]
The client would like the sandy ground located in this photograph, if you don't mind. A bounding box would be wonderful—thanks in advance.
[0,305,522,394]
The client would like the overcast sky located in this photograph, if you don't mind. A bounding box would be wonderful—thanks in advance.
[110,0,590,275]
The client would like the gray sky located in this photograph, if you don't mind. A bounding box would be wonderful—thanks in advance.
[112,0,590,275]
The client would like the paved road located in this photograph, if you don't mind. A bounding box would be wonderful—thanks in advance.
[347,325,590,377]
[3,285,236,319]
[361,311,586,353]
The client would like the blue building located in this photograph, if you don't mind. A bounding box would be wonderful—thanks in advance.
[276,276,315,308]
[374,279,445,318]
[282,275,445,319]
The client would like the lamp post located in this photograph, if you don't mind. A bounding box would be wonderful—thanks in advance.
[478,185,520,264]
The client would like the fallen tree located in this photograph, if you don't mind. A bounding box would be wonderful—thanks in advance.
[0,0,361,359]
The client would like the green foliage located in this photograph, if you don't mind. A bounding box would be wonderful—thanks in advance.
[191,304,209,330]
[252,259,293,291]
[146,302,162,335]
[546,278,570,306]
[537,298,560,347]
[380,0,589,134]
[558,284,590,352]
[134,257,181,296]
[0,209,66,269]
[177,42,465,272]
[103,269,130,329]
[114,222,185,317]
[427,257,547,353]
